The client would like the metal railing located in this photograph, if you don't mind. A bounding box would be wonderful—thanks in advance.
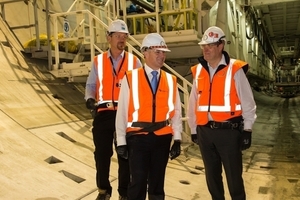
[120,0,199,35]
[50,0,193,139]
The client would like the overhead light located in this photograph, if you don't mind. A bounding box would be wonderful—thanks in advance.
[257,19,262,25]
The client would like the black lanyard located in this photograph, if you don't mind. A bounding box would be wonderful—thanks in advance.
[109,53,126,76]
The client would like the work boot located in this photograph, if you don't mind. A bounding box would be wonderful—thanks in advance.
[96,193,110,200]
[96,189,110,200]
[119,196,128,200]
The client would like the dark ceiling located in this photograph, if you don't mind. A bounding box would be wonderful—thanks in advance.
[253,0,300,64]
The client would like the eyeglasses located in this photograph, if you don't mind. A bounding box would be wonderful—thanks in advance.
[200,42,220,49]
[110,33,128,40]
[150,49,166,55]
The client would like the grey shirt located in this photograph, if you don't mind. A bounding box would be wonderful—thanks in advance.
[85,50,142,101]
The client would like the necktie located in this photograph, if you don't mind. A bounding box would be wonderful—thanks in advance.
[150,71,158,93]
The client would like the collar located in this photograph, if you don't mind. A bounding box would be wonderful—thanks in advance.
[107,49,125,60]
[207,54,227,69]
[144,64,160,76]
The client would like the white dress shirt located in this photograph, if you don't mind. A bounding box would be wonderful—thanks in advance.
[187,55,257,135]
[116,64,183,146]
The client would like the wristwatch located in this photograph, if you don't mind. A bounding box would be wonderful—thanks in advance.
[244,129,252,132]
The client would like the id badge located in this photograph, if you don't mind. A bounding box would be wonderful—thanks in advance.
[116,79,122,88]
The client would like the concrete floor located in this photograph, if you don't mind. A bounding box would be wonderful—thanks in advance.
[1,7,300,200]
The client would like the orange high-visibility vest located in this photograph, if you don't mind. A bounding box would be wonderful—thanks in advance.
[126,68,177,135]
[191,59,246,125]
[94,51,139,110]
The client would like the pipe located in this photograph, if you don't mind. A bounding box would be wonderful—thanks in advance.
[45,0,52,70]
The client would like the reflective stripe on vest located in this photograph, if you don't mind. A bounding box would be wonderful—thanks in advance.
[127,70,175,127]
[196,59,241,112]
[97,53,134,103]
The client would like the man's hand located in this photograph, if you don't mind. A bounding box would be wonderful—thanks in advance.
[116,145,128,159]
[86,98,96,110]
[169,140,181,160]
[191,134,198,144]
[240,130,252,151]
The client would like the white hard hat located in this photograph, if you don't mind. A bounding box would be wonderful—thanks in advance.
[199,26,226,45]
[107,19,129,34]
[141,33,170,52]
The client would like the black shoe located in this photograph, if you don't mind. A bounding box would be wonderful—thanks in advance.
[96,193,110,200]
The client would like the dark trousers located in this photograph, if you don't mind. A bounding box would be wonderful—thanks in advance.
[127,132,172,200]
[197,126,246,200]
[92,110,130,197]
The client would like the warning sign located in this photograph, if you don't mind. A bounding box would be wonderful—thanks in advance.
[63,19,70,38]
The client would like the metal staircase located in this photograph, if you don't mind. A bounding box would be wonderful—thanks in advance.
[48,0,202,78]
[46,0,205,140]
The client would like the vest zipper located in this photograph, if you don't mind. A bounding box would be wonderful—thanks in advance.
[208,78,213,112]
[112,77,115,110]
[152,92,156,122]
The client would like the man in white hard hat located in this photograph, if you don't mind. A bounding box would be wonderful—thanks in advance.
[115,33,183,200]
[187,26,257,200]
[85,19,142,200]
